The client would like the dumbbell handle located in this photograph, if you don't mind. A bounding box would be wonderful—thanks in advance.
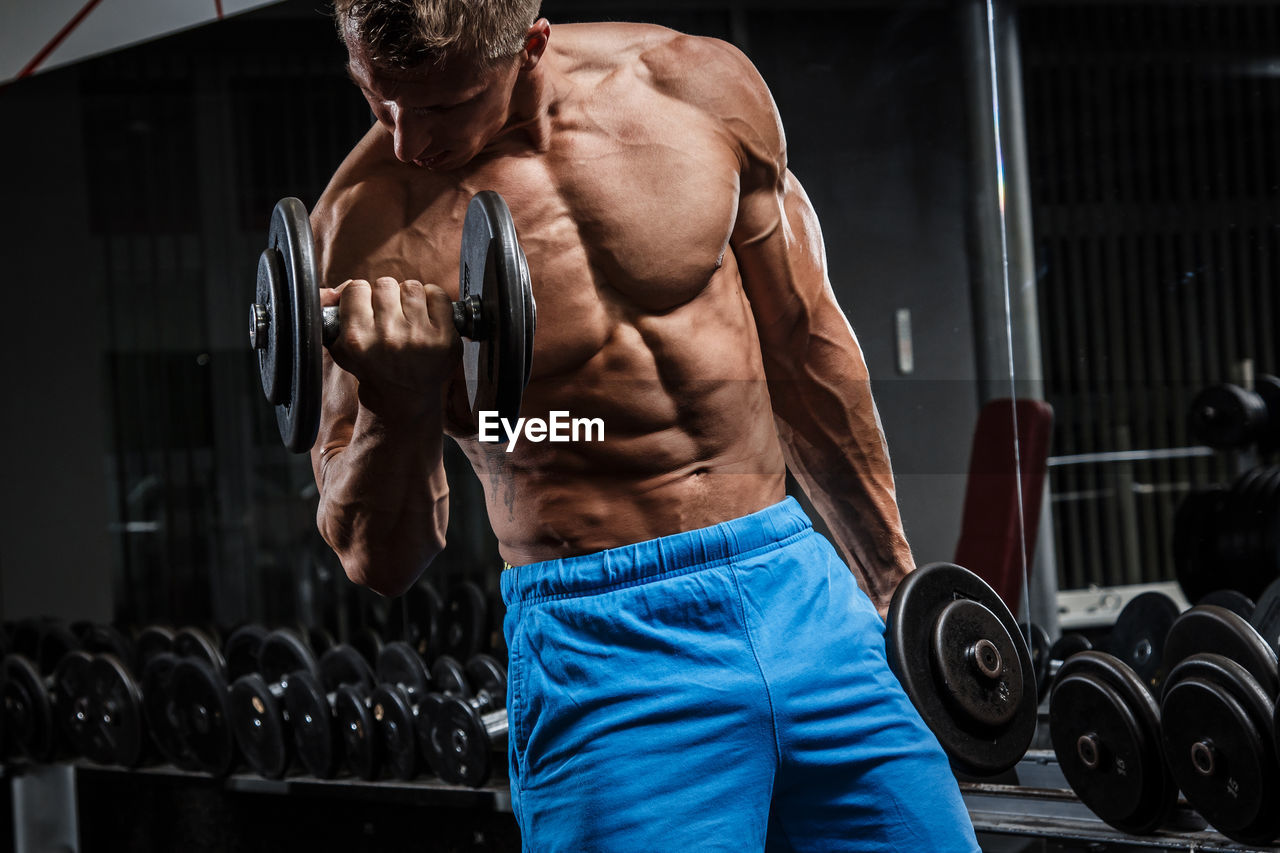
[320,294,483,345]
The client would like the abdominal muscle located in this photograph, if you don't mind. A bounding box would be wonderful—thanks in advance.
[450,253,790,566]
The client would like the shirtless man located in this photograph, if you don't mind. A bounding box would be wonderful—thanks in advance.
[312,1,978,849]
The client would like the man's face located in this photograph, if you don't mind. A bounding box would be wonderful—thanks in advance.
[346,40,522,171]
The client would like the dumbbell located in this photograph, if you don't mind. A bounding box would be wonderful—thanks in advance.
[145,629,241,776]
[1196,588,1257,621]
[0,619,101,761]
[1158,603,1280,845]
[884,562,1038,776]
[1176,467,1280,603]
[1104,590,1182,693]
[250,191,536,453]
[2,650,89,761]
[134,625,177,674]
[79,623,138,668]
[334,674,383,781]
[282,643,378,779]
[1188,376,1280,451]
[1020,623,1050,703]
[59,647,146,768]
[173,626,226,672]
[368,642,437,780]
[420,654,509,787]
[349,626,385,670]
[227,628,319,779]
[1041,632,1092,700]
[1048,649,1178,834]
[391,573,442,660]
[441,580,491,661]
[223,624,269,683]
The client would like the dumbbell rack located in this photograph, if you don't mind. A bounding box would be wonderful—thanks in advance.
[962,751,1264,852]
[6,757,514,852]
[7,753,1273,853]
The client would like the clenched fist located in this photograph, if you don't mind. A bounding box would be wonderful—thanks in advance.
[321,276,460,418]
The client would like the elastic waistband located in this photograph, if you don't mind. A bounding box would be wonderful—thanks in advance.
[500,497,811,605]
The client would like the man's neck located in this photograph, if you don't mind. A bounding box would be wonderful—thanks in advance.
[493,49,566,155]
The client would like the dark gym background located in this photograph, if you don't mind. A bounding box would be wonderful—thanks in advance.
[0,1,988,631]
[0,0,1277,850]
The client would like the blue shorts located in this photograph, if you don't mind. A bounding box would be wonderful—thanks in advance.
[500,497,979,852]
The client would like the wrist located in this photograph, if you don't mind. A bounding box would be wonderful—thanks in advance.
[356,383,442,429]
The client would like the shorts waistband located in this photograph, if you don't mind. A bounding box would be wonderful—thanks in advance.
[500,497,811,605]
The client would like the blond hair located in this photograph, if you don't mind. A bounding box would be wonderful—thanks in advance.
[334,0,542,69]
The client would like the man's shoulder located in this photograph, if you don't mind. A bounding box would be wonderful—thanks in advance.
[558,22,768,110]
[313,130,408,233]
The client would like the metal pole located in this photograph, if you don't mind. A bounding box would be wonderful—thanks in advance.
[961,0,1060,637]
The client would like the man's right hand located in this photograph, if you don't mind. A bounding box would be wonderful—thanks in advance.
[322,276,461,420]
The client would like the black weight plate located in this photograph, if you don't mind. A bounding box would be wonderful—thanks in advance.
[135,625,176,675]
[4,655,54,761]
[1049,632,1093,666]
[432,655,472,699]
[1252,576,1280,657]
[1189,383,1267,449]
[1049,651,1175,834]
[1162,653,1280,845]
[459,190,534,424]
[1196,589,1257,622]
[1107,591,1181,692]
[173,627,227,674]
[284,668,338,779]
[432,695,500,787]
[885,562,1036,776]
[38,621,82,675]
[335,684,380,781]
[1046,633,1093,694]
[141,653,188,767]
[442,581,489,662]
[371,684,419,781]
[350,628,384,669]
[81,624,135,667]
[51,650,96,759]
[259,628,320,685]
[519,244,534,389]
[319,644,376,693]
[1175,487,1229,604]
[254,239,288,406]
[258,197,322,453]
[171,658,234,776]
[1022,623,1051,703]
[1257,375,1280,453]
[932,599,1024,729]
[404,581,443,661]
[376,642,431,697]
[415,692,447,775]
[306,626,335,658]
[228,673,288,779]
[223,624,268,682]
[465,654,508,708]
[1162,605,1279,699]
[84,654,145,767]
[1222,467,1275,597]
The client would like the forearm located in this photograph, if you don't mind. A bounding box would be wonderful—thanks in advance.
[316,400,449,597]
[768,347,914,612]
